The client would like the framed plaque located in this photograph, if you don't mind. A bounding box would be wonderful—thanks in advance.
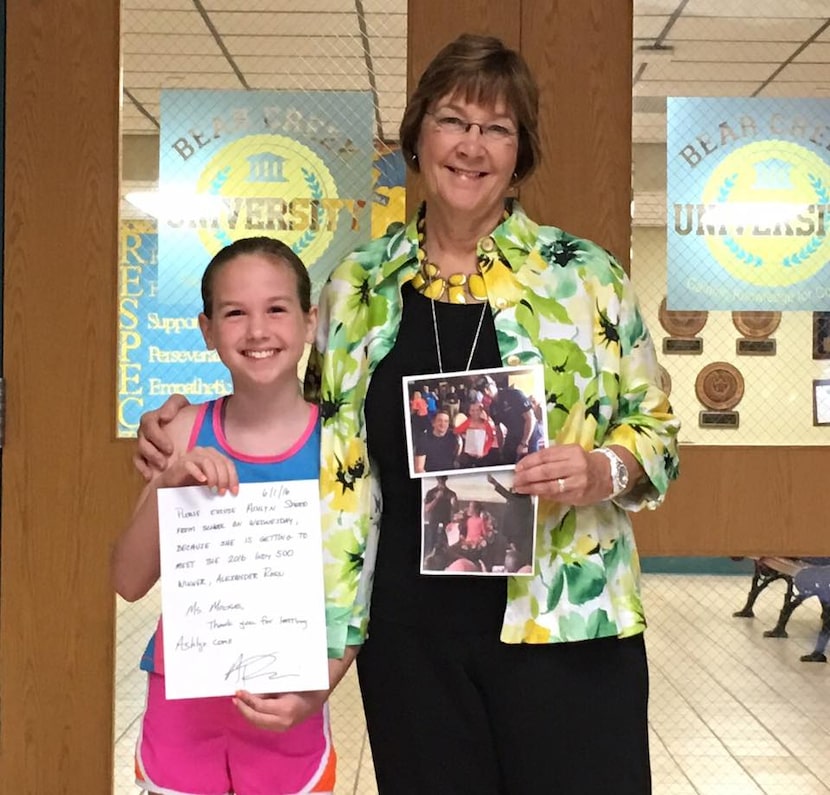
[813,313,830,360]
[732,311,780,356]
[695,362,744,428]
[813,379,830,426]
[658,298,707,354]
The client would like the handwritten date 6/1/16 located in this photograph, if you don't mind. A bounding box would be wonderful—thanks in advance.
[224,652,299,685]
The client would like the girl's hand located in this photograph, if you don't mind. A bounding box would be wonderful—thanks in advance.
[134,394,191,479]
[158,447,239,496]
[233,689,329,732]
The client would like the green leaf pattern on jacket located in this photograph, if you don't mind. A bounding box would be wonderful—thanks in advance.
[306,201,680,655]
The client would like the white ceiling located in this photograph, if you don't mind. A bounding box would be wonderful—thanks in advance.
[633,0,830,143]
[121,0,830,144]
[121,0,408,142]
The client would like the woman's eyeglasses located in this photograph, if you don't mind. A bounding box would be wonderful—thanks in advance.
[425,111,518,142]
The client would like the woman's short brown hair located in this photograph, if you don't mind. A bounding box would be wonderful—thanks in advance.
[399,34,541,183]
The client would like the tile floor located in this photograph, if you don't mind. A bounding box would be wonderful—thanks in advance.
[114,573,829,794]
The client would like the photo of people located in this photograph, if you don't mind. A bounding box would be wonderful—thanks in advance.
[420,472,536,577]
[403,365,547,478]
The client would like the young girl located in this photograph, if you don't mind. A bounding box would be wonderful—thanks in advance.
[111,237,342,795]
[453,401,497,468]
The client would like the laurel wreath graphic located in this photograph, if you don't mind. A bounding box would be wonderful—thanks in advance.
[293,169,324,257]
[205,164,327,255]
[782,174,826,267]
[717,171,827,269]
[209,166,233,248]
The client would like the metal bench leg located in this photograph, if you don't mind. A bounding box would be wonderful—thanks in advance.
[734,561,787,618]
[800,602,830,663]
[764,582,807,638]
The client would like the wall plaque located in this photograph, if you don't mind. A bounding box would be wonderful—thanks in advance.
[813,379,830,426]
[812,312,830,360]
[658,297,707,354]
[732,311,780,356]
[695,362,744,428]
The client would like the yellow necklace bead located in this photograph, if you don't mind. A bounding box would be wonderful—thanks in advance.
[468,273,488,300]
[422,278,446,300]
[447,284,469,303]
[423,261,440,279]
[411,271,428,292]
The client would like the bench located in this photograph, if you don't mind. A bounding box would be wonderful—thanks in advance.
[733,556,830,663]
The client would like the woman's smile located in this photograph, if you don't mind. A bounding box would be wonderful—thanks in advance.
[417,95,518,223]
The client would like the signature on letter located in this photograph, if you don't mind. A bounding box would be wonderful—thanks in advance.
[224,652,299,684]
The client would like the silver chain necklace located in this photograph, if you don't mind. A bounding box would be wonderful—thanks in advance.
[430,297,488,374]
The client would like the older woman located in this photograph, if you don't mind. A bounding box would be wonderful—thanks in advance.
[138,33,679,795]
[304,33,679,793]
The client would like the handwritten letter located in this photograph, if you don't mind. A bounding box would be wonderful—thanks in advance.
[157,479,328,700]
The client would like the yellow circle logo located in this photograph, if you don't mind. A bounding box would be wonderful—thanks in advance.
[700,141,830,287]
[195,134,339,265]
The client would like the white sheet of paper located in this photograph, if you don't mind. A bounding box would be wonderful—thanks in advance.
[157,479,328,700]
[463,428,486,458]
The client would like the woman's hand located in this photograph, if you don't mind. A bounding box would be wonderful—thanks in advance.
[158,446,239,496]
[233,689,329,732]
[513,443,612,505]
[134,394,191,479]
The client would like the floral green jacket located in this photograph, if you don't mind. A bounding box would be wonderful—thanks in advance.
[305,201,680,657]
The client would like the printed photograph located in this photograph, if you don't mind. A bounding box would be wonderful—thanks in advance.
[403,365,547,479]
[420,471,537,577]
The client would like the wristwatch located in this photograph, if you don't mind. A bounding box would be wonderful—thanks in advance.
[591,447,630,498]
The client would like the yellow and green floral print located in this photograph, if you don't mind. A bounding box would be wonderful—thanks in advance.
[306,201,680,657]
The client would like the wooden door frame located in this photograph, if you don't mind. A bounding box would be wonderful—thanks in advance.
[0,1,135,791]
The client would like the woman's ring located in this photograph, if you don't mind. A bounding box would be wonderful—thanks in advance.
[557,477,565,493]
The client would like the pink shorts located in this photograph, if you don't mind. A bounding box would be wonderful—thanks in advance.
[135,673,336,795]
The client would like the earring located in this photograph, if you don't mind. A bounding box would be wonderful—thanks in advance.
[411,152,418,162]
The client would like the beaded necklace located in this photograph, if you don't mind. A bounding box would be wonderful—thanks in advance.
[410,212,494,304]
[410,207,513,370]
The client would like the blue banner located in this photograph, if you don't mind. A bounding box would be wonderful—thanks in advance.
[667,98,830,310]
[118,220,233,437]
[117,146,405,438]
[117,93,388,437]
[157,90,374,308]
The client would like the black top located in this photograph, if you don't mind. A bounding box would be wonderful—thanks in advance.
[414,431,459,472]
[364,283,507,633]
[424,483,456,528]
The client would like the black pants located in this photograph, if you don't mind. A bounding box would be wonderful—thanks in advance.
[357,619,651,795]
